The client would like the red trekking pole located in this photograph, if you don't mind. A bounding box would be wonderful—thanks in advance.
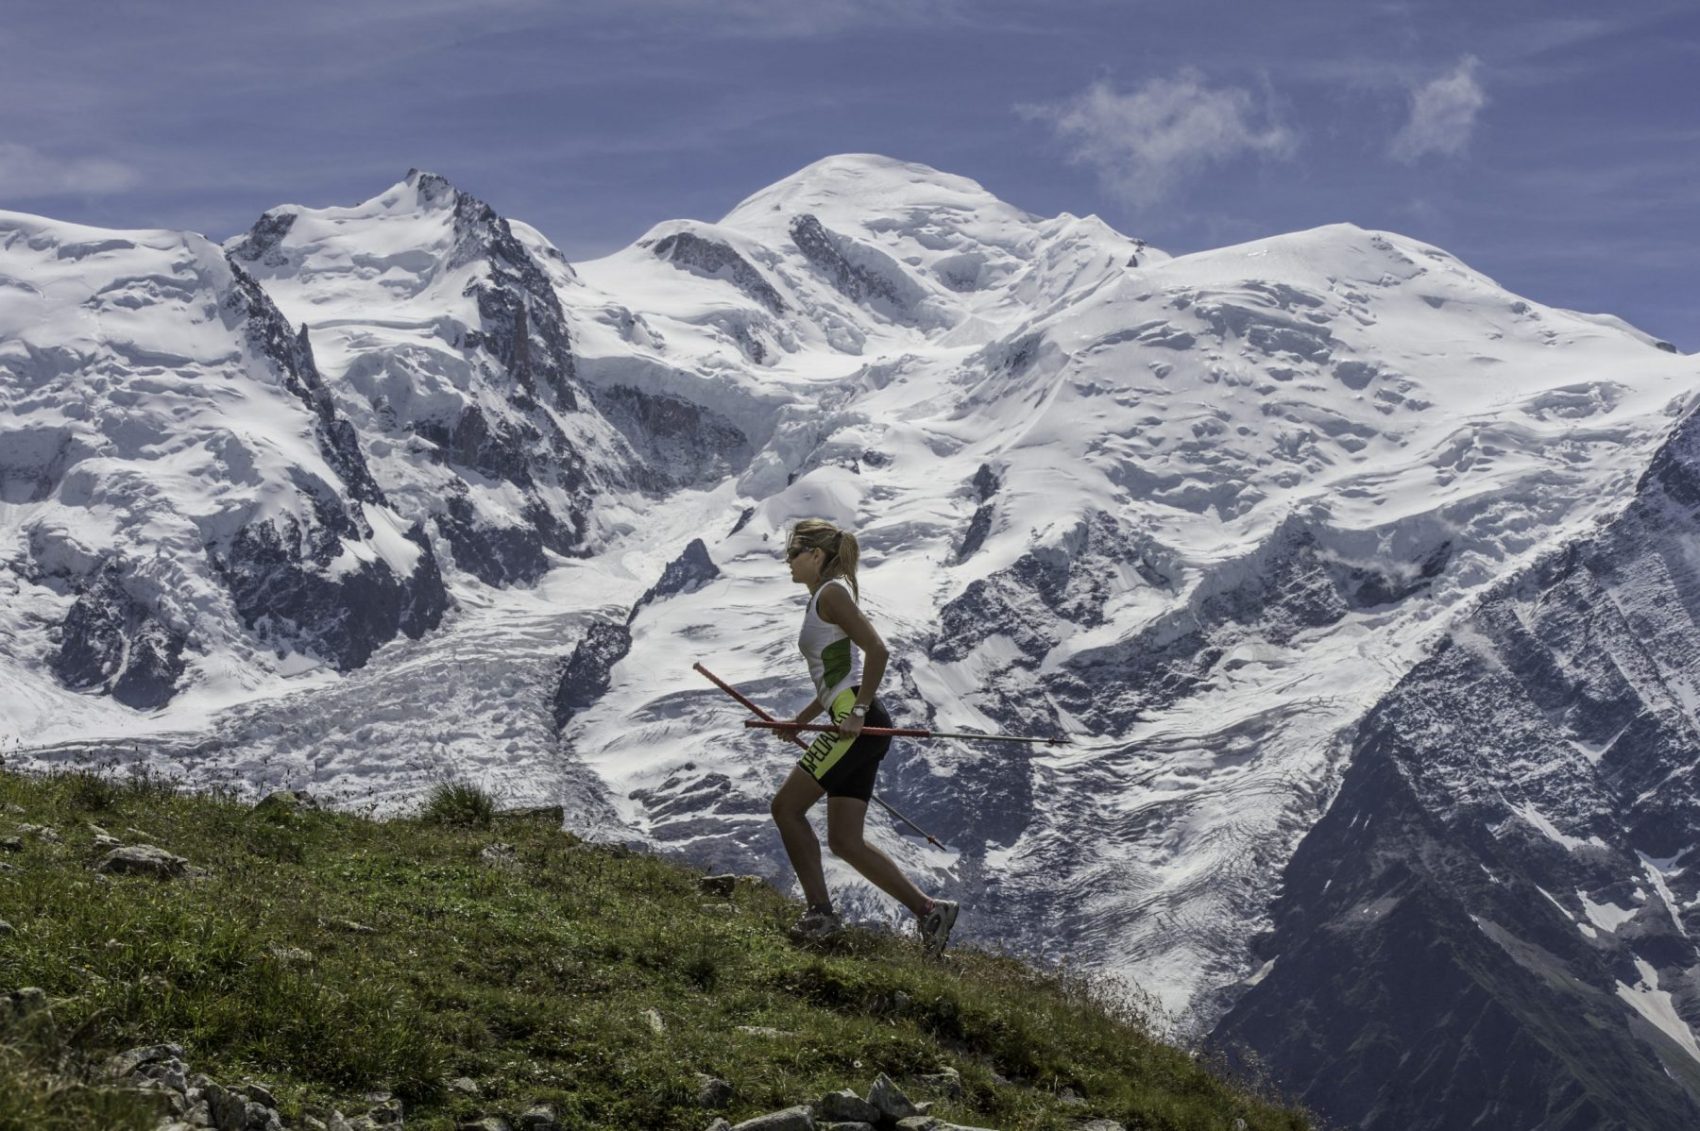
[693,662,950,850]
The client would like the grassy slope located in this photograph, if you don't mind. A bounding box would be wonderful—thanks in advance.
[0,768,1310,1130]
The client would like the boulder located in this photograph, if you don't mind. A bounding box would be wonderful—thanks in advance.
[818,1089,881,1123]
[729,1107,814,1131]
[96,844,189,878]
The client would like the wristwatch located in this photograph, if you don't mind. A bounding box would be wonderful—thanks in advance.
[850,704,869,718]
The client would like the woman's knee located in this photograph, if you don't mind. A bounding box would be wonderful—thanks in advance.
[771,793,806,827]
[827,826,865,859]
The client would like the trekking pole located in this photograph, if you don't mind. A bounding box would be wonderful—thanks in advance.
[692,663,950,850]
[744,720,1071,745]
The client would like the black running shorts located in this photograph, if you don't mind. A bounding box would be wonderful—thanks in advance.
[797,684,891,802]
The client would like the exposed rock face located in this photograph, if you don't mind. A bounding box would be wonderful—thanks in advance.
[586,384,754,490]
[1211,407,1700,1130]
[788,213,932,325]
[212,504,447,672]
[552,621,633,732]
[650,230,787,314]
[631,538,721,621]
[51,561,188,709]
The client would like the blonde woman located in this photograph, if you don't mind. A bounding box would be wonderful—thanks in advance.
[771,519,959,955]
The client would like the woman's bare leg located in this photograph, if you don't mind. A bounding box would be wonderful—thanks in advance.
[826,796,931,917]
[771,767,830,909]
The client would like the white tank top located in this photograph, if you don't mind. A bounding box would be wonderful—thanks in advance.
[798,576,862,708]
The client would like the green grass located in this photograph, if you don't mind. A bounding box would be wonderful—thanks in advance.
[0,766,1311,1130]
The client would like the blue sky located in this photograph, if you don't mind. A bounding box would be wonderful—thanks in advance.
[4,0,1695,349]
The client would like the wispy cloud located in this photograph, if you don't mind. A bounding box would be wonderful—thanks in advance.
[0,143,139,199]
[1390,56,1486,162]
[1019,71,1296,208]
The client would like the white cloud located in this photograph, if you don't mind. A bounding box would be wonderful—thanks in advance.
[1019,71,1296,208]
[1390,56,1487,163]
[0,143,139,198]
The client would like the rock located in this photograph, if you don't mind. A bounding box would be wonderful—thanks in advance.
[17,823,60,842]
[493,804,565,825]
[364,1090,403,1125]
[1058,1086,1087,1106]
[822,1124,877,1131]
[729,1107,814,1131]
[97,844,189,878]
[818,1089,881,1123]
[0,920,12,937]
[695,1072,733,1108]
[915,1068,962,1100]
[699,874,737,897]
[894,1120,939,1131]
[867,1074,923,1120]
[93,834,122,849]
[1,987,48,1027]
[457,1118,512,1131]
[517,1103,560,1130]
[253,789,318,815]
[480,842,519,869]
[302,1119,329,1131]
[448,1076,481,1095]
[706,1121,732,1131]
[104,1042,185,1079]
[1,836,22,852]
[734,1025,793,1038]
[1071,1121,1126,1131]
[642,1007,666,1033]
[268,945,313,964]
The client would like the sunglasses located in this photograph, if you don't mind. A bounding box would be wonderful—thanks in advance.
[787,545,814,560]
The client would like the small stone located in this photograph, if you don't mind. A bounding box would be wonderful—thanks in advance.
[868,1073,922,1121]
[517,1103,560,1131]
[728,1106,813,1131]
[1058,1085,1087,1105]
[916,1068,962,1099]
[457,1118,512,1131]
[1071,1121,1126,1131]
[1,987,48,1028]
[819,1089,881,1123]
[894,1120,939,1131]
[17,823,60,842]
[642,1007,666,1033]
[97,844,189,879]
[303,1119,329,1131]
[0,920,12,936]
[0,836,22,852]
[93,834,122,850]
[1232,1121,1248,1131]
[245,1099,284,1130]
[480,843,519,869]
[268,946,313,964]
[241,1081,279,1108]
[103,1042,185,1078]
[734,1025,793,1038]
[254,789,318,815]
[706,1121,733,1131]
[448,1076,481,1095]
[699,874,737,897]
[695,1072,732,1108]
[204,1082,249,1131]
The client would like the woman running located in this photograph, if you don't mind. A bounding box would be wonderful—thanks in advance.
[770,518,958,955]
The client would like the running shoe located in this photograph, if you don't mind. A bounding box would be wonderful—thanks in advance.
[788,906,844,942]
[918,899,959,957]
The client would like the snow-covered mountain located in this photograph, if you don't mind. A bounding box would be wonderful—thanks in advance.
[4,154,1696,1129]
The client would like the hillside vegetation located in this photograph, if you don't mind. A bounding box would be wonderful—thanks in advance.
[0,766,1308,1130]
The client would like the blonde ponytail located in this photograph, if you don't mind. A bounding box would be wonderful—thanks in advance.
[790,519,860,601]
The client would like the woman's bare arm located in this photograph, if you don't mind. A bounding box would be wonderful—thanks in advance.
[817,583,887,714]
